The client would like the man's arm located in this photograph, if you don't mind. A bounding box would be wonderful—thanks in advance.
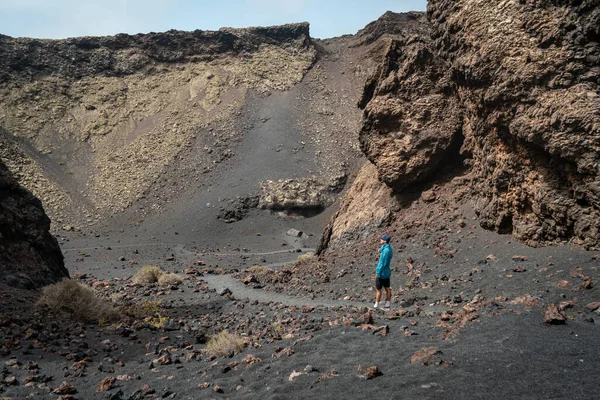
[375,249,386,277]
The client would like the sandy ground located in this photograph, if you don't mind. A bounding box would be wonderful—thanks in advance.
[2,217,600,399]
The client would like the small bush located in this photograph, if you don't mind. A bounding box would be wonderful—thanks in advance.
[132,265,164,284]
[297,252,316,264]
[205,330,246,357]
[37,279,120,323]
[157,273,183,286]
[248,265,271,275]
[121,299,162,319]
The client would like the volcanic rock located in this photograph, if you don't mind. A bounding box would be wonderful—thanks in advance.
[326,1,600,250]
[586,302,600,312]
[286,228,303,237]
[0,159,68,288]
[258,174,346,212]
[318,162,394,251]
[410,346,443,365]
[544,304,567,325]
[53,381,77,395]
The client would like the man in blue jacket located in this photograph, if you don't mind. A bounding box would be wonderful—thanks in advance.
[374,233,393,308]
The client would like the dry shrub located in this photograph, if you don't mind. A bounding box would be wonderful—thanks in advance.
[121,299,161,319]
[205,330,246,357]
[297,252,316,264]
[37,279,120,323]
[157,273,183,286]
[132,265,164,284]
[248,265,271,275]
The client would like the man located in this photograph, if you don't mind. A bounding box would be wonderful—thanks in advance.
[374,233,393,309]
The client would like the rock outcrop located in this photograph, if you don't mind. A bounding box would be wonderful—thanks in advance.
[258,175,346,213]
[317,162,394,252]
[328,2,600,250]
[358,33,464,192]
[430,0,600,248]
[0,23,312,83]
[0,159,67,289]
[352,11,428,47]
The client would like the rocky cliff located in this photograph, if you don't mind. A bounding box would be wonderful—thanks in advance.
[0,159,67,289]
[326,1,600,250]
[0,24,316,225]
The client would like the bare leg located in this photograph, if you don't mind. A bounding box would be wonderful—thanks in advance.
[385,287,392,302]
[376,289,382,303]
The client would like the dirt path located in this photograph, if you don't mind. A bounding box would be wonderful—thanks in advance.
[201,273,369,308]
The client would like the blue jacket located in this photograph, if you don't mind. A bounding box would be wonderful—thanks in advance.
[376,243,392,279]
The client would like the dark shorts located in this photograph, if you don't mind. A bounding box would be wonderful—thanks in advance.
[376,277,390,290]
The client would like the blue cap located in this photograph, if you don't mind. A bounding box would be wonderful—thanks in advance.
[380,234,391,243]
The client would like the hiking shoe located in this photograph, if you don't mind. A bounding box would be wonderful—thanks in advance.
[373,302,379,309]
[384,301,391,308]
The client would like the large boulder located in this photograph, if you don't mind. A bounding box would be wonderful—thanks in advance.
[358,35,463,192]
[0,159,67,289]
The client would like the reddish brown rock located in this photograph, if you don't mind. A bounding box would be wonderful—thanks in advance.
[273,347,294,358]
[410,346,442,365]
[53,381,77,395]
[358,34,464,193]
[242,274,258,284]
[586,302,600,312]
[544,304,567,325]
[317,370,339,382]
[361,311,374,325]
[365,366,383,379]
[95,377,116,392]
[559,301,577,311]
[242,354,262,365]
[317,162,395,251]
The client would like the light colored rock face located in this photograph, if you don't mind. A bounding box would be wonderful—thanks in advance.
[354,2,600,249]
[0,160,68,289]
[318,162,394,251]
[0,24,315,223]
[258,175,345,211]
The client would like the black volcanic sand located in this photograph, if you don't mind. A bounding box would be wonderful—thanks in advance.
[1,201,599,399]
[5,137,600,400]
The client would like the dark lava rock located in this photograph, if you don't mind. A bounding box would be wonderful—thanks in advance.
[217,195,259,223]
[0,23,312,82]
[0,159,68,289]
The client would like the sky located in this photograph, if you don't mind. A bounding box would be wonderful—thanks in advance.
[0,0,427,40]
